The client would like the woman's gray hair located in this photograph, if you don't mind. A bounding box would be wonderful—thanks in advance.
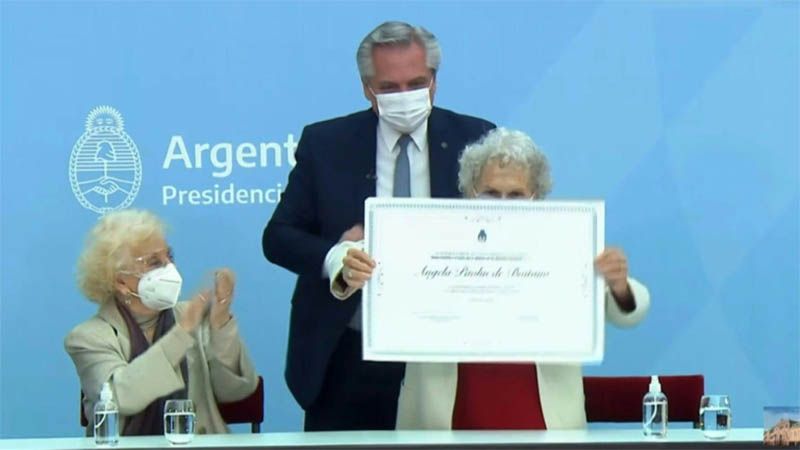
[458,127,553,198]
[77,209,166,304]
[356,21,441,80]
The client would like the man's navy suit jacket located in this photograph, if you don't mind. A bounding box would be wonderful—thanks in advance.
[263,107,495,409]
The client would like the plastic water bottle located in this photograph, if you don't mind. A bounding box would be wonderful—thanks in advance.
[642,375,668,437]
[94,382,119,447]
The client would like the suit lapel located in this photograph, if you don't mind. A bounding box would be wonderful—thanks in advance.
[352,110,379,219]
[349,107,462,204]
[427,108,459,198]
[98,301,131,360]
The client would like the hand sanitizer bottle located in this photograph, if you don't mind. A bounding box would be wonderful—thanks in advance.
[94,382,119,446]
[642,375,668,437]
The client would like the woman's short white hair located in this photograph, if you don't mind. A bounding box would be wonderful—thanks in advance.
[77,209,166,304]
[458,127,552,198]
[356,21,441,80]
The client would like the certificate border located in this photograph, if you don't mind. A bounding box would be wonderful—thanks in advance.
[363,198,605,363]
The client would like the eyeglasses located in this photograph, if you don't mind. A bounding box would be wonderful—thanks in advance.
[129,247,175,273]
[473,190,535,200]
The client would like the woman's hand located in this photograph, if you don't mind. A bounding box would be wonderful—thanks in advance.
[179,291,211,332]
[594,247,633,302]
[210,268,235,328]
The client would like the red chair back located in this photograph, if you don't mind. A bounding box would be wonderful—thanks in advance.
[217,376,265,433]
[583,375,704,427]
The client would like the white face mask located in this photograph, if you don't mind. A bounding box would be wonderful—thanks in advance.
[372,86,432,133]
[134,263,183,311]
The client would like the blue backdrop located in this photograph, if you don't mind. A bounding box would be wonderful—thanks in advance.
[1,0,797,438]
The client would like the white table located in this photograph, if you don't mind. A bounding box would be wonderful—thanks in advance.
[0,429,766,450]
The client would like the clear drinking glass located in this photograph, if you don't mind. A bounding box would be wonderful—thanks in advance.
[699,395,732,439]
[163,399,196,445]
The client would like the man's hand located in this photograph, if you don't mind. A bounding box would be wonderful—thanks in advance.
[341,248,376,290]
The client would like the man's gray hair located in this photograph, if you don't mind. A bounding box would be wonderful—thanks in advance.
[356,21,441,80]
[458,127,553,198]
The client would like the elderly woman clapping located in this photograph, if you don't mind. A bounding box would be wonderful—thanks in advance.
[65,209,258,435]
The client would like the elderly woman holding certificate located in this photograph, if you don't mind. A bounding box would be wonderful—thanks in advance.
[337,127,651,430]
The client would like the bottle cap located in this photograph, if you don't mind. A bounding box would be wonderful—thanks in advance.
[649,375,662,393]
[100,382,113,402]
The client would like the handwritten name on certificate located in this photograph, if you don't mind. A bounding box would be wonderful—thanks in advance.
[362,198,605,363]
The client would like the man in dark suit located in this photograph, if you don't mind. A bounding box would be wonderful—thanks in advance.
[262,21,494,431]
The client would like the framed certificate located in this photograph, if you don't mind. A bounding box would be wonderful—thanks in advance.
[362,197,605,363]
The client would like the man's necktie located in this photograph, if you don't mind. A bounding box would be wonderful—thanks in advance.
[393,134,412,197]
